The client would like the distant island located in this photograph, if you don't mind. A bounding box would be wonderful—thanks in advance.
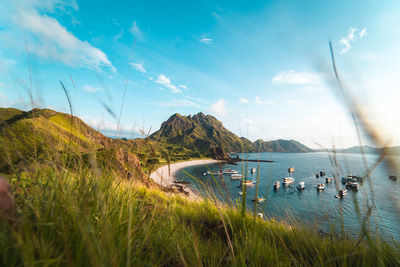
[317,145,400,155]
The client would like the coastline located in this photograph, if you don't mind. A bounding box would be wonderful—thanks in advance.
[150,159,223,199]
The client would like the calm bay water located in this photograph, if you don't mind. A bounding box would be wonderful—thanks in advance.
[175,152,400,240]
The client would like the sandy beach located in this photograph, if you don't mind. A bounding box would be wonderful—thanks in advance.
[150,159,222,199]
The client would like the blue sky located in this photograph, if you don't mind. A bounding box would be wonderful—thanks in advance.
[0,0,399,148]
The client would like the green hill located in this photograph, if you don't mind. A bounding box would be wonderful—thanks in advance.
[0,108,143,181]
[149,112,314,157]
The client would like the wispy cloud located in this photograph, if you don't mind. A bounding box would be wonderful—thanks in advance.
[359,52,382,61]
[113,29,124,41]
[155,74,182,93]
[12,3,115,72]
[130,21,142,40]
[255,96,273,105]
[272,70,321,85]
[210,98,227,117]
[239,98,248,104]
[200,35,212,44]
[339,27,367,54]
[158,99,200,108]
[178,84,188,90]
[130,62,146,73]
[82,85,102,93]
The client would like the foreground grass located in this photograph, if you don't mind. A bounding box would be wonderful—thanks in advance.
[0,168,399,266]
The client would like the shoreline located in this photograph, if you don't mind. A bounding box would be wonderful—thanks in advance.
[150,159,223,199]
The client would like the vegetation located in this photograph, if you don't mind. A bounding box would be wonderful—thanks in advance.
[1,165,399,266]
[150,112,314,158]
[0,107,399,266]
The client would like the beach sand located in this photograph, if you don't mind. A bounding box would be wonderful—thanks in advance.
[150,159,223,199]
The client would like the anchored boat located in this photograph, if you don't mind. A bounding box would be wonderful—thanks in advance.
[316,183,325,191]
[297,181,305,190]
[223,168,238,174]
[273,181,280,190]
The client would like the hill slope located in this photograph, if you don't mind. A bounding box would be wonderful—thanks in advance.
[149,112,314,157]
[0,108,143,180]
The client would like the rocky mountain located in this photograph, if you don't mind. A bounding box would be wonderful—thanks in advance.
[149,112,314,157]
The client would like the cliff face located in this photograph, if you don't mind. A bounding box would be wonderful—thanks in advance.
[149,113,314,158]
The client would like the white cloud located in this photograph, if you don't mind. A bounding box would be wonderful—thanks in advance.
[339,27,367,54]
[82,85,102,93]
[244,118,252,124]
[158,99,200,108]
[130,62,146,73]
[359,52,383,61]
[12,5,114,71]
[210,98,227,117]
[178,84,187,90]
[155,74,182,93]
[200,36,212,44]
[113,29,123,41]
[130,21,141,39]
[239,98,248,104]
[148,76,154,81]
[255,96,273,105]
[359,28,367,38]
[272,70,321,85]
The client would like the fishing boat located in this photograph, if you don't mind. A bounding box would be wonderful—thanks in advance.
[341,177,347,184]
[325,177,333,183]
[282,177,295,186]
[316,183,325,191]
[297,181,305,190]
[350,182,359,191]
[319,170,326,177]
[253,195,265,203]
[250,168,256,174]
[230,174,243,180]
[335,189,348,198]
[223,168,238,174]
[316,173,320,178]
[273,181,280,190]
[241,180,255,186]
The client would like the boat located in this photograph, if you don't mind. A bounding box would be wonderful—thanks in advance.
[253,195,265,203]
[389,175,397,181]
[316,173,320,178]
[319,170,326,177]
[316,183,325,190]
[336,189,348,198]
[250,168,256,174]
[325,177,333,183]
[350,182,359,191]
[341,177,347,184]
[207,171,223,175]
[230,174,243,180]
[273,181,280,190]
[238,191,243,196]
[241,180,255,186]
[297,181,305,190]
[288,167,295,173]
[223,168,238,174]
[282,177,295,186]
[257,213,263,219]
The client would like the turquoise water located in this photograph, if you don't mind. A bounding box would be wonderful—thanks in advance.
[175,152,400,240]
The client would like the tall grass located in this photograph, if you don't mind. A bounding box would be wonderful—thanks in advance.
[1,162,399,266]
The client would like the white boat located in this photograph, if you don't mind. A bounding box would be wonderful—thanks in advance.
[230,174,243,180]
[207,171,223,175]
[282,177,295,185]
[253,195,265,203]
[250,168,256,174]
[223,168,238,174]
[241,180,255,186]
[316,183,325,190]
[325,177,333,183]
[273,181,280,189]
[297,181,305,190]
[336,189,348,198]
[238,191,243,196]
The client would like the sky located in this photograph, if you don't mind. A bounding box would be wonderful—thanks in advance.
[0,0,399,149]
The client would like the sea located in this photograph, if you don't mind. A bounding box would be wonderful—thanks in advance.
[175,152,400,241]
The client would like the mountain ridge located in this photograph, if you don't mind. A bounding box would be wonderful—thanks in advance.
[149,112,314,157]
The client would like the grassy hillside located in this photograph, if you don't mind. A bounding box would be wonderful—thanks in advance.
[150,112,314,158]
[1,165,398,266]
[0,108,144,181]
